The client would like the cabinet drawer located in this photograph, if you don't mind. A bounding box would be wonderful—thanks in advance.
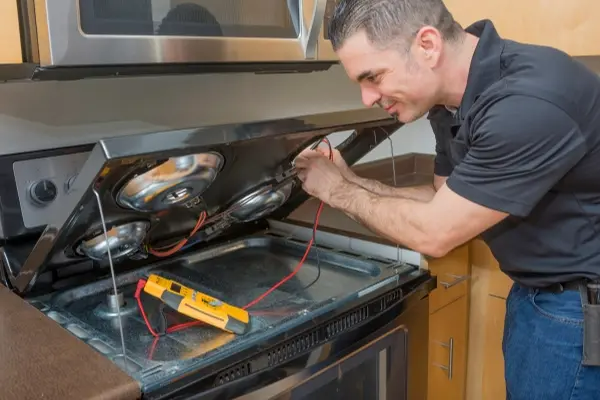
[470,239,513,299]
[426,244,470,313]
[428,296,469,400]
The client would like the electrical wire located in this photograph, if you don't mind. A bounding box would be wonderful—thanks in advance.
[146,211,207,257]
[298,138,333,291]
[135,138,334,357]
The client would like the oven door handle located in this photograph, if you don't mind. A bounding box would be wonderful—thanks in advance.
[300,0,328,58]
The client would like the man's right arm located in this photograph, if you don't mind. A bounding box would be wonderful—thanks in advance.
[345,174,438,202]
[346,119,452,201]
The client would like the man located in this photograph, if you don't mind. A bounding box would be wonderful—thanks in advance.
[294,0,600,399]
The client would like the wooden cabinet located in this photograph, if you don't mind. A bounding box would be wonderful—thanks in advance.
[465,239,513,400]
[424,244,470,400]
[444,0,600,56]
[428,296,469,400]
[481,296,507,400]
[0,2,22,64]
[427,245,470,314]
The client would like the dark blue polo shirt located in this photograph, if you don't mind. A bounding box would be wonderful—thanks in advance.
[428,19,600,288]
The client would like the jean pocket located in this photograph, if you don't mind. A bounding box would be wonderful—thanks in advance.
[529,290,584,325]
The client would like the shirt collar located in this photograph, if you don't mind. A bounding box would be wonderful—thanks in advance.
[458,19,505,120]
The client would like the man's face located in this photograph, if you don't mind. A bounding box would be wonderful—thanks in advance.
[337,29,443,123]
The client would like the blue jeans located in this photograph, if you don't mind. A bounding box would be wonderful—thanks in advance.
[503,283,600,399]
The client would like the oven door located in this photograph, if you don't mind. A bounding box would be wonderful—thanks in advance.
[235,324,408,400]
[317,0,338,60]
[29,0,327,67]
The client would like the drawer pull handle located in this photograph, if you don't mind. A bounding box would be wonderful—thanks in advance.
[433,337,454,380]
[440,274,470,289]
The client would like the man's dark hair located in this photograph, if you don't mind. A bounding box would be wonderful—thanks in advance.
[328,0,463,51]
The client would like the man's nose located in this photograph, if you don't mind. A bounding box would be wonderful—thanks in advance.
[361,86,381,108]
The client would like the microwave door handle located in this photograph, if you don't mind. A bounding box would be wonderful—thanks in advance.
[300,0,327,58]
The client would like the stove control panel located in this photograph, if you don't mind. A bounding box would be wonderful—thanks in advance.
[13,152,91,229]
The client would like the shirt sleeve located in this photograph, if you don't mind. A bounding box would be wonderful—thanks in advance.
[428,116,455,177]
[433,141,454,177]
[446,95,587,217]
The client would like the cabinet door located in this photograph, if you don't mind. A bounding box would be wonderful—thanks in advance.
[428,296,469,400]
[0,1,22,64]
[444,0,600,57]
[482,296,507,400]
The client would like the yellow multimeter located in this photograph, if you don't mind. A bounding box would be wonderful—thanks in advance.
[143,274,250,335]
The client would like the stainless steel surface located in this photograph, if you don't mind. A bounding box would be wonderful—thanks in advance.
[267,219,422,266]
[77,221,150,261]
[115,153,224,212]
[107,290,125,314]
[94,188,129,364]
[234,325,405,400]
[378,348,388,400]
[28,233,415,392]
[317,0,338,60]
[229,181,294,222]
[434,337,454,380]
[7,108,400,294]
[12,151,91,229]
[27,0,328,67]
[439,274,471,289]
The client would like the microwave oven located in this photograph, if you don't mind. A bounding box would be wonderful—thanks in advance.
[0,0,342,80]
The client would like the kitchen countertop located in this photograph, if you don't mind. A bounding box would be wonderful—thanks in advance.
[0,285,141,400]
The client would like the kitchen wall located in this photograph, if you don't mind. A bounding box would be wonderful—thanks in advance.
[0,64,436,161]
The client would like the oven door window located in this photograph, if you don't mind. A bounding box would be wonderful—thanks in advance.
[238,325,407,400]
[79,0,301,38]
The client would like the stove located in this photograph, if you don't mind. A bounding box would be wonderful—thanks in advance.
[0,109,435,399]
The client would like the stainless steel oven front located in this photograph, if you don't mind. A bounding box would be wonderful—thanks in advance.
[24,0,328,67]
[167,276,431,400]
[317,0,339,60]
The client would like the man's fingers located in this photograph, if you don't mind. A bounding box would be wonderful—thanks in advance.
[315,147,330,157]
[297,149,320,159]
[294,157,308,168]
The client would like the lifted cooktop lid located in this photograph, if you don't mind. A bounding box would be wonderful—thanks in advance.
[8,109,402,294]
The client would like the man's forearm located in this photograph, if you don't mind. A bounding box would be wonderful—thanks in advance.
[347,174,436,202]
[328,181,441,256]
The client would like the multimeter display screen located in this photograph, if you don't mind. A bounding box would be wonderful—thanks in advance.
[170,282,183,294]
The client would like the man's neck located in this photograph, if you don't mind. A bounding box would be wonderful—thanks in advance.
[438,33,480,108]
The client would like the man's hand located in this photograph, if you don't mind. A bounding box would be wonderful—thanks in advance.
[294,150,348,203]
[298,146,357,181]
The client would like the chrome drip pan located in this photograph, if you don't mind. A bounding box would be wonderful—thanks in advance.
[28,233,414,392]
[76,221,150,261]
[116,152,225,212]
[228,181,294,223]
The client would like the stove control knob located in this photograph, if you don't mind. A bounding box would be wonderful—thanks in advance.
[29,179,57,206]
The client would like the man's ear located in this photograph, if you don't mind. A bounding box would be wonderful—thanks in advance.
[414,26,443,68]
